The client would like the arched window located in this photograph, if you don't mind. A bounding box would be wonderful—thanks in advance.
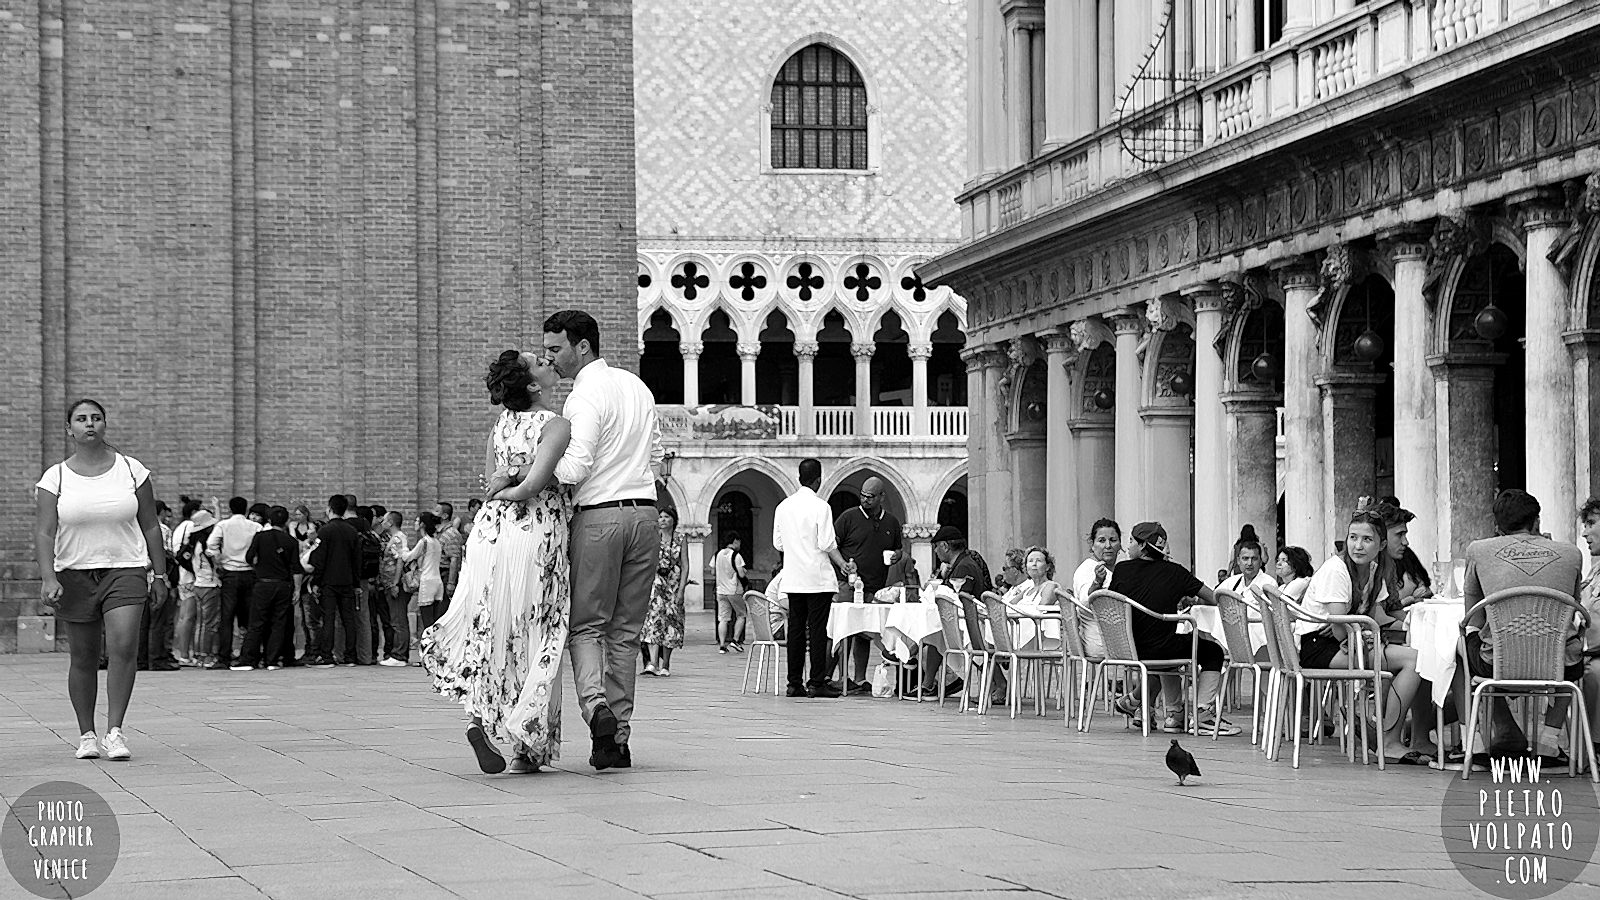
[770,44,868,170]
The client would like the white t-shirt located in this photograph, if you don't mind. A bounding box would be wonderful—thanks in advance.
[1297,555,1388,636]
[772,487,839,593]
[37,454,151,572]
[714,547,746,596]
[1218,570,1277,596]
[1069,557,1118,657]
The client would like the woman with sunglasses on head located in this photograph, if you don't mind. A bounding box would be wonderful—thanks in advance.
[35,399,168,761]
[1254,508,1431,764]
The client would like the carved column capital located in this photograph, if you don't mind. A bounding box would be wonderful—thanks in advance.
[908,343,934,361]
[736,342,762,361]
[851,341,876,360]
[794,340,818,359]
[1039,330,1076,356]
[678,523,713,540]
[1180,281,1226,314]
[680,340,704,359]
[1510,187,1570,233]
[903,523,941,541]
[1107,308,1146,337]
[1270,255,1322,290]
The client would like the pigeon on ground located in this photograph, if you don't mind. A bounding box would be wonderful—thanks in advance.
[1166,739,1200,786]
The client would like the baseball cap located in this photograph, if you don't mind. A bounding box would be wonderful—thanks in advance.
[1130,521,1168,558]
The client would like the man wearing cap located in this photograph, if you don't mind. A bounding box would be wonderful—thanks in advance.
[1106,522,1238,736]
[773,458,856,698]
[916,525,993,697]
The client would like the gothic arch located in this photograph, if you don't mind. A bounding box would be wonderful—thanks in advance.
[694,456,800,515]
[637,301,690,339]
[1319,271,1397,371]
[1141,325,1196,408]
[1430,234,1529,355]
[926,461,970,524]
[658,477,691,517]
[762,34,880,123]
[820,457,920,521]
[688,300,755,344]
[800,302,864,345]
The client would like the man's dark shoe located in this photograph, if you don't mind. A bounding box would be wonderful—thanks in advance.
[590,703,619,741]
[786,685,807,697]
[846,679,872,696]
[807,683,843,698]
[150,660,180,672]
[204,661,228,671]
[590,735,622,770]
[613,742,632,769]
[589,703,622,770]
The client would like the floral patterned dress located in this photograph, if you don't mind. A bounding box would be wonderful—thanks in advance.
[640,532,686,649]
[420,408,572,766]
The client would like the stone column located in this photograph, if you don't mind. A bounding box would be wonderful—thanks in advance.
[1222,392,1282,555]
[1278,260,1327,556]
[795,341,817,438]
[1235,0,1257,60]
[1428,354,1502,566]
[1142,408,1196,568]
[1005,13,1034,167]
[737,342,760,407]
[1317,372,1385,539]
[904,524,937,588]
[1519,196,1577,542]
[910,344,932,437]
[1110,310,1145,526]
[1567,331,1600,508]
[680,523,713,610]
[1042,331,1078,557]
[1385,235,1438,571]
[1046,0,1098,146]
[963,348,989,549]
[1187,283,1228,574]
[1012,435,1050,548]
[681,340,702,407]
[1072,421,1117,534]
[982,348,1016,552]
[853,341,876,439]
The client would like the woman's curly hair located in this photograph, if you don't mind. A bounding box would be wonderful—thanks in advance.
[485,350,534,411]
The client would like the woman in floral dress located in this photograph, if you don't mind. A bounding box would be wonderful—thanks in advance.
[640,507,687,676]
[421,351,572,775]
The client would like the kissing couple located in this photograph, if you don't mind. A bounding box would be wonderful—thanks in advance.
[419,309,666,773]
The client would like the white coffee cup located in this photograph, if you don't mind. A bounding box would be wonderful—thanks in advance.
[882,550,895,565]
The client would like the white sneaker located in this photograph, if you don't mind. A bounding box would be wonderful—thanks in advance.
[658,668,671,677]
[378,657,407,667]
[102,728,131,760]
[75,733,100,759]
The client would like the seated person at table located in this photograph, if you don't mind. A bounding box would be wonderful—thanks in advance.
[1578,498,1600,761]
[1108,522,1238,737]
[917,525,992,697]
[1461,489,1585,762]
[1274,546,1315,600]
[1003,547,1061,607]
[1257,508,1431,763]
[1217,525,1276,595]
[1071,518,1126,659]
[995,548,1027,595]
[765,565,789,642]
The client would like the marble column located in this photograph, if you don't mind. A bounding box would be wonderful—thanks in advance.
[982,348,1016,552]
[1045,0,1099,145]
[853,341,876,439]
[1317,372,1385,540]
[795,341,817,438]
[1072,420,1117,534]
[1519,196,1577,542]
[1042,331,1078,557]
[1235,0,1257,60]
[681,341,702,407]
[1012,435,1049,548]
[1187,283,1228,574]
[1385,236,1438,571]
[1278,260,1327,556]
[963,348,989,549]
[1222,392,1282,555]
[737,342,760,407]
[910,344,932,437]
[1142,408,1196,567]
[1428,354,1502,566]
[680,523,713,610]
[1567,331,1600,508]
[1110,310,1145,527]
[905,524,937,587]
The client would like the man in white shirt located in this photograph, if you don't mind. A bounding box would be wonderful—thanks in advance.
[205,496,262,670]
[545,310,665,771]
[772,458,854,698]
[713,535,749,653]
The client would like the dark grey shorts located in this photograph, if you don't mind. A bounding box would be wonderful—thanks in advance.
[56,567,148,623]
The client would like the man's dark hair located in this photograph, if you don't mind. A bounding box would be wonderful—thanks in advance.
[437,500,454,518]
[248,502,270,521]
[543,310,602,357]
[356,505,373,523]
[180,495,202,519]
[386,510,403,528]
[229,496,248,515]
[1580,497,1600,524]
[1493,489,1541,534]
[328,494,350,516]
[371,503,387,519]
[724,534,741,548]
[268,505,289,527]
[344,493,357,508]
[943,536,968,553]
[155,500,171,514]
[798,458,822,487]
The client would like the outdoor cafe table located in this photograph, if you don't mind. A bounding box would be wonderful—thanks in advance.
[1182,605,1268,657]
[1407,597,1466,706]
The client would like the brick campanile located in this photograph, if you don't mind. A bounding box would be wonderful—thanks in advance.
[0,0,638,650]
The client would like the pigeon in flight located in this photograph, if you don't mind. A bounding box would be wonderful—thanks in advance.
[1166,739,1200,786]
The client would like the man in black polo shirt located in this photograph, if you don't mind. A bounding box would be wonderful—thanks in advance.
[308,494,363,668]
[916,525,992,697]
[834,477,904,695]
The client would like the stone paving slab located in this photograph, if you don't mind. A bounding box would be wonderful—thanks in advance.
[0,610,1569,899]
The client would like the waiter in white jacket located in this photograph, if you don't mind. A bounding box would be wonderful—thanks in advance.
[544,310,664,772]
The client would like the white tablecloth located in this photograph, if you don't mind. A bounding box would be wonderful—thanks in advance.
[1184,605,1268,657]
[826,603,894,649]
[1407,599,1465,706]
[1007,604,1062,649]
[881,603,942,662]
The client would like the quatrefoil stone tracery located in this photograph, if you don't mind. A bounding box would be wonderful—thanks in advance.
[670,261,710,300]
[729,262,768,301]
[900,273,927,302]
[844,262,881,302]
[787,262,825,301]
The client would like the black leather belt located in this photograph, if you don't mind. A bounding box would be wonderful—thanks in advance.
[577,498,656,513]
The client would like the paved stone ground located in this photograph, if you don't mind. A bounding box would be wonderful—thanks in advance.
[1,609,1584,900]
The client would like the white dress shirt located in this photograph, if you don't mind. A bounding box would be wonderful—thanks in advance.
[554,358,664,507]
[772,486,839,593]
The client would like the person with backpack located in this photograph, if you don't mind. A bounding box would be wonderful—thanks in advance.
[169,497,217,666]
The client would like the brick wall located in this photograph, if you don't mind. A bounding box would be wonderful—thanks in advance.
[0,0,637,651]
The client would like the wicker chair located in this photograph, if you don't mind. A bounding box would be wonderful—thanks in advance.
[978,592,1065,718]
[1460,587,1598,782]
[1213,589,1271,745]
[1259,594,1389,770]
[1083,589,1199,736]
[1059,594,1106,731]
[929,590,986,711]
[740,590,782,695]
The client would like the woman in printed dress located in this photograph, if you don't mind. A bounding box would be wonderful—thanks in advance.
[640,507,687,677]
[421,350,572,775]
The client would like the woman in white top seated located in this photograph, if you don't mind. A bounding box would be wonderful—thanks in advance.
[1273,546,1315,600]
[1003,547,1061,608]
[1216,525,1276,596]
[1255,508,1430,764]
[1070,518,1126,660]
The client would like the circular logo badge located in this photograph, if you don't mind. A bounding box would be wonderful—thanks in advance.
[3,782,121,897]
[1441,758,1599,898]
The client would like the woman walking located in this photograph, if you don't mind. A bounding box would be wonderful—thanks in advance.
[421,350,572,775]
[641,507,687,677]
[34,399,168,761]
